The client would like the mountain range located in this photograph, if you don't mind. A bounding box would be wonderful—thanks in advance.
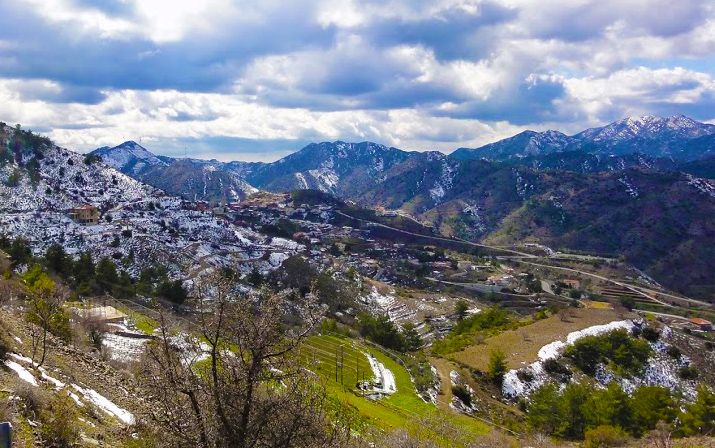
[89,115,715,299]
[91,115,715,204]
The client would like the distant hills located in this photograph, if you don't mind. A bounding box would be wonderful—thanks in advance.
[452,115,715,161]
[91,115,715,203]
[91,141,259,202]
[89,115,715,298]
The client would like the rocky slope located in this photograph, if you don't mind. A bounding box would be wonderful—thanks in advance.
[0,124,297,279]
[90,141,259,202]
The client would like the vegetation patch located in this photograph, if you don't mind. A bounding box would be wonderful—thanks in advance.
[564,329,652,377]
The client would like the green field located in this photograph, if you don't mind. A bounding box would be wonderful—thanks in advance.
[300,334,489,443]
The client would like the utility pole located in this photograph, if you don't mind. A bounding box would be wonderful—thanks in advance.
[340,345,344,385]
[335,349,338,382]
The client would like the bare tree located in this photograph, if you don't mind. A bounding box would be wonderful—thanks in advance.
[26,279,69,367]
[644,421,673,448]
[139,272,351,448]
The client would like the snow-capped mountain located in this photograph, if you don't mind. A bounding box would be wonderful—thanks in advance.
[91,141,169,175]
[451,130,574,161]
[571,115,715,159]
[244,141,419,196]
[452,115,715,161]
[90,143,260,202]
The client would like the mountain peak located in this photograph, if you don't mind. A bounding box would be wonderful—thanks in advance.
[89,140,168,174]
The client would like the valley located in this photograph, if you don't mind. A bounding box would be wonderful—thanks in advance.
[0,119,713,447]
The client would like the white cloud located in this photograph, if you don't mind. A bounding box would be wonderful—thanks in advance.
[2,0,715,158]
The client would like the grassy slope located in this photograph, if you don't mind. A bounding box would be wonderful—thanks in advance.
[451,308,624,371]
[301,334,489,443]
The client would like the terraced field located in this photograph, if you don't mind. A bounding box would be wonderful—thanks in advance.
[300,334,490,442]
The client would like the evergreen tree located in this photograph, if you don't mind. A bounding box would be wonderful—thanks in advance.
[678,386,714,437]
[8,236,32,265]
[95,257,118,294]
[487,349,507,386]
[44,243,70,278]
[528,383,564,434]
[157,279,188,305]
[401,322,422,351]
[246,266,264,287]
[630,386,676,436]
[454,299,469,320]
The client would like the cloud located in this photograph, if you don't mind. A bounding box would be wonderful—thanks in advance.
[0,0,713,160]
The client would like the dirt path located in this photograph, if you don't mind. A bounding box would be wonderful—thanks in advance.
[429,357,454,409]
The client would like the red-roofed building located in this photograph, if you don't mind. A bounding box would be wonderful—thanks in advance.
[70,204,99,225]
[689,318,712,331]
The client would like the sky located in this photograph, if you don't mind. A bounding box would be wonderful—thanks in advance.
[0,0,714,162]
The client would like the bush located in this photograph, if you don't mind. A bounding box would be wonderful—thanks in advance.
[666,346,681,359]
[451,384,472,407]
[564,329,652,377]
[41,393,80,447]
[678,366,698,380]
[619,296,635,311]
[16,384,45,419]
[83,154,101,165]
[516,369,534,382]
[584,425,629,448]
[543,358,572,381]
[641,326,660,342]
[0,332,10,360]
[678,386,715,436]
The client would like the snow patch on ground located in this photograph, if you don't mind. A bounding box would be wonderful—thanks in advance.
[4,360,38,386]
[366,354,396,396]
[102,333,150,362]
[72,384,135,425]
[502,320,634,398]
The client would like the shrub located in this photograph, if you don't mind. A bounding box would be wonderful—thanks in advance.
[678,386,715,436]
[584,425,629,448]
[40,393,79,447]
[543,358,572,381]
[619,296,635,311]
[666,346,681,359]
[641,326,660,342]
[487,349,508,386]
[516,369,534,382]
[451,384,472,407]
[83,154,101,165]
[16,384,45,419]
[564,329,652,377]
[0,332,10,360]
[678,366,698,380]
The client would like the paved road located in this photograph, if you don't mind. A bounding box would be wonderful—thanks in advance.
[336,210,535,258]
[637,310,692,321]
[513,259,673,308]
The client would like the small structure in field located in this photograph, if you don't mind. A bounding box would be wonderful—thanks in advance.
[73,305,127,324]
[70,204,100,225]
[688,317,713,332]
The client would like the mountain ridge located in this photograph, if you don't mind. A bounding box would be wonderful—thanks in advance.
[90,114,715,201]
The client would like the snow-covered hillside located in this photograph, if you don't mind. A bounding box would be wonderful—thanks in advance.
[0,124,301,279]
[91,141,169,175]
